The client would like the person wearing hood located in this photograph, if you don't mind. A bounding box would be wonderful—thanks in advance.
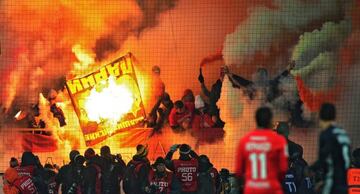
[145,157,181,194]
[197,155,220,194]
[83,148,103,194]
[100,145,126,194]
[123,144,151,194]
[56,150,85,194]
[165,144,199,194]
[3,167,38,194]
[15,152,47,193]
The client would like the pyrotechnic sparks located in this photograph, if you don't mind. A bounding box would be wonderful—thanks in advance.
[84,77,134,123]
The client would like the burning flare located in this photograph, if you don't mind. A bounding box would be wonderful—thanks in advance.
[84,77,134,123]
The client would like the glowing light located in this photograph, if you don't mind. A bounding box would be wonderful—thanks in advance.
[14,110,22,119]
[72,44,95,71]
[84,77,134,123]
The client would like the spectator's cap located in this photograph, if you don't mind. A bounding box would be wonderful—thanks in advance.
[69,150,80,162]
[179,144,191,155]
[9,157,19,168]
[4,167,18,184]
[276,121,290,138]
[100,145,111,157]
[195,95,205,109]
[153,157,165,166]
[135,144,148,158]
[84,148,96,160]
[152,66,161,74]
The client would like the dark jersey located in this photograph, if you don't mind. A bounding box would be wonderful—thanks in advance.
[283,169,297,194]
[312,125,351,194]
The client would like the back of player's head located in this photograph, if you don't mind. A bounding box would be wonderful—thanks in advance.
[320,103,336,121]
[256,107,273,129]
[353,148,360,159]
[174,100,184,109]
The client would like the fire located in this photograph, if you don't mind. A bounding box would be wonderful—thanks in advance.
[71,44,95,72]
[84,77,134,123]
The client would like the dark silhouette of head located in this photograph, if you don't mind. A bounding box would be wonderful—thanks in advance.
[69,150,80,162]
[100,146,111,158]
[320,103,336,121]
[84,148,96,160]
[256,107,273,129]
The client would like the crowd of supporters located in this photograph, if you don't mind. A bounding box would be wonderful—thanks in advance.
[3,103,360,194]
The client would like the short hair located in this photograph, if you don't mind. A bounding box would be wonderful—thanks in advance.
[256,107,273,128]
[353,148,360,158]
[174,100,184,109]
[320,103,336,121]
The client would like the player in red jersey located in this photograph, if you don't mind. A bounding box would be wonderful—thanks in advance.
[235,107,288,194]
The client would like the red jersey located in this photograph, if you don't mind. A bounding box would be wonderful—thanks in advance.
[15,166,35,177]
[235,129,288,194]
[148,170,173,194]
[13,175,38,194]
[173,158,199,192]
[169,102,195,127]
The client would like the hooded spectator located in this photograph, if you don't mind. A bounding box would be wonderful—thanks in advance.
[43,163,58,194]
[197,155,219,194]
[182,89,195,103]
[100,145,126,194]
[56,150,85,194]
[123,144,151,194]
[83,148,103,194]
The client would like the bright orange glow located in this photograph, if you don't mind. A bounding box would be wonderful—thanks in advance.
[71,44,95,72]
[84,77,134,123]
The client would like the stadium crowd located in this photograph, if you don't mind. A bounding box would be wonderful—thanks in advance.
[2,103,359,194]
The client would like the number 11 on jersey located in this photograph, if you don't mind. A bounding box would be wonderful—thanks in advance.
[249,153,267,179]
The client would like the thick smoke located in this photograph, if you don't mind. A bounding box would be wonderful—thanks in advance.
[223,0,345,67]
[0,0,177,112]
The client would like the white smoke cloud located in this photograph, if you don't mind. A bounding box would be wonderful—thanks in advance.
[223,0,345,66]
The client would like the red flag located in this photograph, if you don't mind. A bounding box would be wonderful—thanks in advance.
[22,133,57,152]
